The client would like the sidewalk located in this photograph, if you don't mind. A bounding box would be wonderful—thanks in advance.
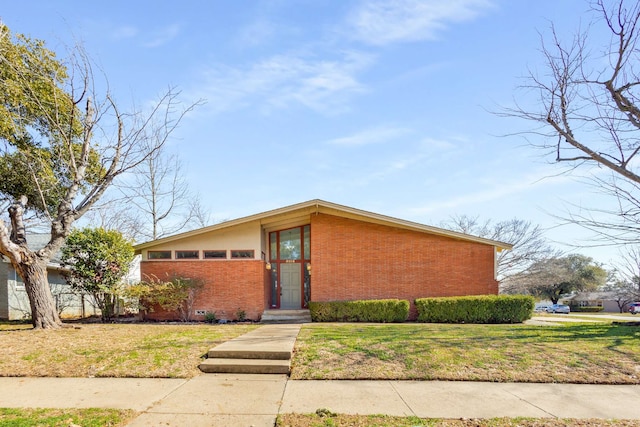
[0,324,639,426]
[2,375,640,426]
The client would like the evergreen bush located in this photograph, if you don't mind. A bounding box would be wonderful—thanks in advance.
[309,299,409,322]
[415,295,534,324]
[569,305,603,312]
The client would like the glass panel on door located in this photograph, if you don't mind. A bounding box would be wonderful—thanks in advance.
[279,228,301,260]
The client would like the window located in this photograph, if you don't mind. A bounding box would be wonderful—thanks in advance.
[176,250,199,259]
[231,250,254,259]
[270,233,277,260]
[13,269,24,290]
[204,250,227,259]
[303,225,311,260]
[279,228,301,260]
[148,251,171,260]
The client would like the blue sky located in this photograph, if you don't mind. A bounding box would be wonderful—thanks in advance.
[1,1,621,264]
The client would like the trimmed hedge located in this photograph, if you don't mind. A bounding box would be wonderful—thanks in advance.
[415,295,535,324]
[309,299,409,323]
[569,305,604,313]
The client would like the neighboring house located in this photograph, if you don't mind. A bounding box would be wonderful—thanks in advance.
[562,291,633,313]
[134,199,512,321]
[0,234,98,320]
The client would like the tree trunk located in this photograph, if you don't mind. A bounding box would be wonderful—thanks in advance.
[1,197,63,329]
[15,259,62,329]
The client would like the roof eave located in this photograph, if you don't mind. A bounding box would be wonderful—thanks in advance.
[133,199,513,252]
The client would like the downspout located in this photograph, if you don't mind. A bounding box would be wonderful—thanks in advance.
[494,247,499,282]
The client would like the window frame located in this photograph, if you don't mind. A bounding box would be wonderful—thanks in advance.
[230,249,255,259]
[203,250,227,259]
[148,250,172,260]
[175,250,200,260]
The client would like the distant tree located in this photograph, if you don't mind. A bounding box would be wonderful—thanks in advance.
[505,0,640,244]
[81,196,146,241]
[189,197,212,230]
[61,228,134,321]
[606,246,640,310]
[440,216,560,288]
[84,143,209,242]
[509,254,607,303]
[604,279,638,312]
[0,25,196,328]
[124,142,202,241]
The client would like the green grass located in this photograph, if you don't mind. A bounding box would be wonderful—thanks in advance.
[276,414,640,426]
[292,322,640,383]
[0,408,134,427]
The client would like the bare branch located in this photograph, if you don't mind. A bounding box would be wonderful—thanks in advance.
[501,0,640,246]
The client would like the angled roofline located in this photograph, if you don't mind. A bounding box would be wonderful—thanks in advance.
[133,199,513,252]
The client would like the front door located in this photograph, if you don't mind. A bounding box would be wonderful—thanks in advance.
[280,263,301,309]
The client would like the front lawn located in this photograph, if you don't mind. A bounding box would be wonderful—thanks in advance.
[0,408,134,426]
[291,322,640,383]
[277,414,639,427]
[1,320,639,384]
[0,323,258,378]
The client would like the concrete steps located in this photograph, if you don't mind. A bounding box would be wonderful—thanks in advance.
[199,324,301,375]
[199,358,291,374]
[261,309,311,324]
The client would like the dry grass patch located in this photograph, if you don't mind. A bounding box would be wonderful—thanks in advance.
[291,323,640,384]
[0,322,258,378]
[277,414,639,427]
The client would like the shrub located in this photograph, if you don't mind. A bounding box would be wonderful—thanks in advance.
[569,305,604,313]
[61,228,134,321]
[123,275,204,321]
[415,295,534,324]
[235,308,247,322]
[309,299,409,322]
[204,311,217,323]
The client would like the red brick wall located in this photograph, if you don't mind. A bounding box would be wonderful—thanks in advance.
[310,213,498,318]
[139,260,265,321]
[139,212,499,321]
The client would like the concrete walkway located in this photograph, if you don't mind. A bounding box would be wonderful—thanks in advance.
[0,324,639,426]
[2,375,640,426]
[199,323,300,374]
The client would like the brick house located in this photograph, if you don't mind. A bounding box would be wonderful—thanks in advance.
[133,200,512,321]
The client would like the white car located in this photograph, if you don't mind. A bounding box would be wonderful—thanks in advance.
[547,304,570,314]
[629,302,640,315]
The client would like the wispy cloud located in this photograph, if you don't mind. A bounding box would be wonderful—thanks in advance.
[235,19,277,48]
[353,153,428,186]
[143,23,181,48]
[106,22,180,48]
[193,50,374,115]
[348,0,494,45]
[409,170,574,215]
[110,25,138,40]
[327,126,411,146]
[419,137,457,151]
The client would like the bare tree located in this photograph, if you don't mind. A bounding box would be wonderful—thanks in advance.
[0,27,196,328]
[440,215,560,290]
[124,143,200,241]
[606,246,640,310]
[505,0,640,244]
[189,197,212,229]
[82,147,210,243]
[82,196,146,240]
